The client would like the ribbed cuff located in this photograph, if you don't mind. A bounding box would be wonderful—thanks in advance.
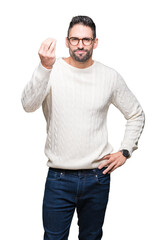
[38,62,53,72]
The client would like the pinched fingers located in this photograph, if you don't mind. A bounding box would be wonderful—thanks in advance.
[39,38,56,52]
[38,38,56,69]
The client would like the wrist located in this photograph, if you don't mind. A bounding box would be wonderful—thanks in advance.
[119,149,130,159]
[41,62,53,69]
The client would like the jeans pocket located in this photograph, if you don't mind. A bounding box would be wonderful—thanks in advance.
[46,169,63,181]
[95,168,110,185]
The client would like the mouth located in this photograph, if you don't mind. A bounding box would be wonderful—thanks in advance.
[74,49,87,53]
[75,50,86,54]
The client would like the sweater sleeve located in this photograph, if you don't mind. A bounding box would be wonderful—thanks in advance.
[111,72,145,157]
[21,62,52,112]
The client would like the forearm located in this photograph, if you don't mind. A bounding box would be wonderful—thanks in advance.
[111,72,145,156]
[21,62,52,112]
[119,106,145,156]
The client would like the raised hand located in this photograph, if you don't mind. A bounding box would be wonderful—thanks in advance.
[38,38,56,69]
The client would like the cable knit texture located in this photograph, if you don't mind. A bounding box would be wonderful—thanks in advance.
[21,57,145,169]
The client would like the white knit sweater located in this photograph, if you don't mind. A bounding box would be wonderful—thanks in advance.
[21,57,145,169]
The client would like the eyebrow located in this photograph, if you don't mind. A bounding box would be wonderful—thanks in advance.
[69,36,93,38]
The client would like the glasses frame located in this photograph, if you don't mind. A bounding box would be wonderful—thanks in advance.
[67,37,95,46]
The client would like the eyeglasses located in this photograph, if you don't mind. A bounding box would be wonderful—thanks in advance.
[67,37,94,46]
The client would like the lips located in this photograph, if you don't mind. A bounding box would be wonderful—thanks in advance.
[76,50,86,54]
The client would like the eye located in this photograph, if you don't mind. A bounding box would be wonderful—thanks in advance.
[82,38,93,46]
[69,37,79,46]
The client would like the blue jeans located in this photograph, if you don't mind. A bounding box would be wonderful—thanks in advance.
[42,166,111,240]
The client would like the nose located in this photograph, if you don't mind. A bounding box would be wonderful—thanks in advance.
[78,39,84,48]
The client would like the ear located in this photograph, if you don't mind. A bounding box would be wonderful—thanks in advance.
[93,38,98,49]
[65,37,69,48]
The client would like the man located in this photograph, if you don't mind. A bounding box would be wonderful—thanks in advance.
[21,15,145,240]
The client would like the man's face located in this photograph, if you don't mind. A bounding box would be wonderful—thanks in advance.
[66,24,98,62]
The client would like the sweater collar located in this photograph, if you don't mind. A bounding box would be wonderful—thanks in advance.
[60,57,96,72]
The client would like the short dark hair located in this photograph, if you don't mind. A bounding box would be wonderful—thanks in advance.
[67,15,96,39]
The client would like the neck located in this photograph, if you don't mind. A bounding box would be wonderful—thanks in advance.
[64,56,94,69]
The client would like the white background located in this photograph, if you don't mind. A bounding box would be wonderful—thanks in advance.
[0,0,166,239]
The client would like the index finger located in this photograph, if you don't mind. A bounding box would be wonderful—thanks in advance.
[48,39,56,53]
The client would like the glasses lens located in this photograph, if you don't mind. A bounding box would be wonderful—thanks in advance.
[82,38,92,46]
[69,37,79,46]
[69,37,94,46]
